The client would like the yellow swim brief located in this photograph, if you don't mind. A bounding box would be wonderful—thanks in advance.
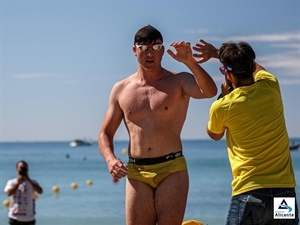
[127,156,187,188]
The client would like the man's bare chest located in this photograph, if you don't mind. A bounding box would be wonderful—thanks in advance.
[120,85,171,113]
[120,87,172,113]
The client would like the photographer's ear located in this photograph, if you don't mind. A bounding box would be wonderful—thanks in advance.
[225,70,232,81]
[252,62,257,73]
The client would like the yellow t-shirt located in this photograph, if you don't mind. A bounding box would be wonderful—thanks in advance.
[208,70,296,196]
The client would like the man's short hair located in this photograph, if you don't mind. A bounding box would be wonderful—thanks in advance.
[218,42,256,77]
[134,25,163,45]
[16,160,28,168]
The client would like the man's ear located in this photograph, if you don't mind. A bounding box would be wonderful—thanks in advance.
[225,70,232,81]
[133,46,137,56]
[252,62,257,73]
[162,45,165,56]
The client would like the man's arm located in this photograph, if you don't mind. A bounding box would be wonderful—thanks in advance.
[167,41,217,98]
[27,177,43,194]
[6,176,43,196]
[98,84,128,179]
[5,178,22,196]
[206,126,224,141]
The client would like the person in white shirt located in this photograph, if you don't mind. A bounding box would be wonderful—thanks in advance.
[4,160,43,225]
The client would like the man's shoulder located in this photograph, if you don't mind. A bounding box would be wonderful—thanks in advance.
[254,69,276,82]
[211,93,235,110]
[111,76,134,95]
[161,71,193,85]
[173,71,193,77]
[115,74,136,86]
[4,178,17,191]
[6,178,17,183]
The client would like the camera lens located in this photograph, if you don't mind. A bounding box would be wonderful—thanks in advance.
[19,167,28,176]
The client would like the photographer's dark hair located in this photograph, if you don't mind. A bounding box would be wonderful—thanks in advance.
[16,160,28,168]
[218,42,255,78]
[134,25,163,45]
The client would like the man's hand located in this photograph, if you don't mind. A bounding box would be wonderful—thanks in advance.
[221,81,232,96]
[192,39,218,63]
[108,158,128,179]
[6,176,24,196]
[23,173,44,194]
[167,41,195,64]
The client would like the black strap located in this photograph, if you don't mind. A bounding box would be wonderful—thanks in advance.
[128,151,183,165]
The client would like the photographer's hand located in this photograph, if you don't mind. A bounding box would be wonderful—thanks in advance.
[193,39,218,63]
[26,174,43,194]
[221,82,232,96]
[5,176,24,196]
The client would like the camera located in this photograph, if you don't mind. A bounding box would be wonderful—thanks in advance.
[19,167,28,176]
[226,80,233,92]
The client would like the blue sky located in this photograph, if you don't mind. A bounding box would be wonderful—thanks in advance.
[1,0,299,142]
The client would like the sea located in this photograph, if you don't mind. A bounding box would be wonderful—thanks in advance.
[1,139,299,225]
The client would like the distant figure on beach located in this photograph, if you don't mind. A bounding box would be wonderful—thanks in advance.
[98,25,217,225]
[4,160,43,225]
[193,40,299,225]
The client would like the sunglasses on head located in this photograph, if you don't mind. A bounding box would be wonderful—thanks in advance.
[219,66,229,75]
[135,44,163,52]
[219,65,246,75]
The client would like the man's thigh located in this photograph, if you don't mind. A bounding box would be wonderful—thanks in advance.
[125,178,156,225]
[155,170,189,225]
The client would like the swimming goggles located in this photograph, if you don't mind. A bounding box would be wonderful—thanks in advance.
[135,44,163,52]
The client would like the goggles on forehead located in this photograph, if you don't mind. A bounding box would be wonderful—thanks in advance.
[135,44,163,52]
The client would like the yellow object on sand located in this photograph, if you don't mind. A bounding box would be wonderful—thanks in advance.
[182,220,204,225]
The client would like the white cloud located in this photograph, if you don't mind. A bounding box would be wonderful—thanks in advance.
[206,32,300,43]
[258,52,300,77]
[12,73,58,79]
[227,32,300,42]
[269,43,300,50]
[279,78,300,85]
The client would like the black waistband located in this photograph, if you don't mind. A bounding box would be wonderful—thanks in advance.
[246,188,295,197]
[128,151,183,165]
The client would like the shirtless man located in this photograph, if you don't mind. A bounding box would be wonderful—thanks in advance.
[98,25,217,225]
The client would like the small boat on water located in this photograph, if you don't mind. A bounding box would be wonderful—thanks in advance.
[70,139,93,147]
[289,142,299,151]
